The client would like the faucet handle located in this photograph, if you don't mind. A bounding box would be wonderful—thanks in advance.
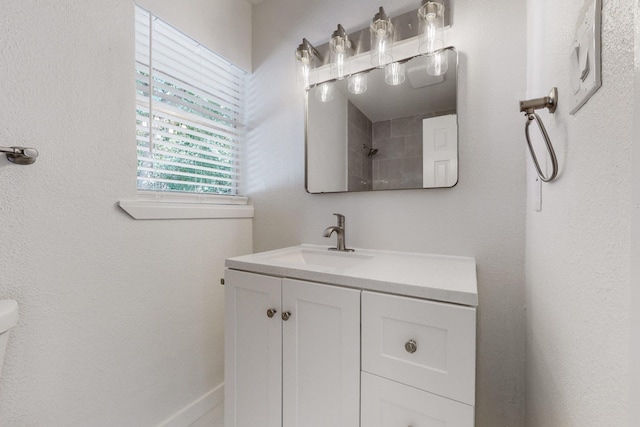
[332,213,345,227]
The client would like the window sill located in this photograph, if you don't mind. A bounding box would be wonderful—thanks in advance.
[118,193,254,220]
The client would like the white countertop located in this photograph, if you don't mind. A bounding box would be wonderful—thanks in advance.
[225,244,478,306]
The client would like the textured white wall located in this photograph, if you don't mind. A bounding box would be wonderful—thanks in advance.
[0,0,252,425]
[631,1,639,425]
[136,0,252,72]
[525,0,633,425]
[248,0,527,424]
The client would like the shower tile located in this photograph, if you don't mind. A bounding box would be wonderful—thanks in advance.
[348,101,372,136]
[348,174,361,191]
[349,124,371,152]
[373,178,401,190]
[405,134,423,157]
[349,174,371,191]
[401,157,423,188]
[373,120,391,139]
[374,137,405,160]
[377,158,403,181]
[363,153,373,178]
[391,116,422,137]
[348,149,363,177]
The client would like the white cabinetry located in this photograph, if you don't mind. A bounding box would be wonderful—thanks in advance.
[225,244,478,427]
[282,278,360,427]
[224,269,282,427]
[361,372,474,427]
[361,291,476,426]
[225,269,360,427]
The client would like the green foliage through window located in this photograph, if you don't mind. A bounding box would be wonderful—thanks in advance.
[135,6,246,195]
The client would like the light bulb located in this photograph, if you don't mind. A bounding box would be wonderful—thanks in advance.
[348,73,368,94]
[418,1,448,76]
[426,50,448,76]
[315,83,334,103]
[296,38,318,88]
[330,25,352,80]
[297,61,310,88]
[370,7,394,68]
[418,1,445,52]
[384,62,405,86]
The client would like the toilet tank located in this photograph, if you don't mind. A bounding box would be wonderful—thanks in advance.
[0,300,18,378]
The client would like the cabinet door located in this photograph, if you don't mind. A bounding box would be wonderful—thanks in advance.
[225,269,282,427]
[361,372,474,427]
[282,279,360,427]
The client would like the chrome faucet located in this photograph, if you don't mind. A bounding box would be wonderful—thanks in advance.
[323,213,354,252]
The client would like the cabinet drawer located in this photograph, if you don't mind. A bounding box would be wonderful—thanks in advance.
[361,372,474,427]
[362,291,476,405]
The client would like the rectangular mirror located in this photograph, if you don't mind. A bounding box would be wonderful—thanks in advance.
[306,48,458,193]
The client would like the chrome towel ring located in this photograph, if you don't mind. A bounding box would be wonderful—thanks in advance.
[519,88,558,182]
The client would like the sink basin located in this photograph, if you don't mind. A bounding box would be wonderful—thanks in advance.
[225,244,479,306]
[261,247,373,269]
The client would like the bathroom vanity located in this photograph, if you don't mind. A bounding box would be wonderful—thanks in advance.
[224,245,478,427]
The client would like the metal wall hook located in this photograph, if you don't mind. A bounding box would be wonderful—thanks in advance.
[519,88,559,182]
[519,87,557,115]
[0,146,39,165]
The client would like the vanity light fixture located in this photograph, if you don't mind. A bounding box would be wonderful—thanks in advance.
[296,3,454,88]
[316,83,334,102]
[384,62,406,86]
[370,7,394,68]
[348,73,368,94]
[330,24,352,80]
[295,38,320,88]
[418,0,448,76]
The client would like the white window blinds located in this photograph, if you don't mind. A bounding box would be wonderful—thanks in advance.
[135,6,246,195]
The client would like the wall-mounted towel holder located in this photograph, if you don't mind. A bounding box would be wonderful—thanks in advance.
[0,146,39,165]
[519,87,558,182]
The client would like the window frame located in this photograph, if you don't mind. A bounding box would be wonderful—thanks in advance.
[120,5,251,220]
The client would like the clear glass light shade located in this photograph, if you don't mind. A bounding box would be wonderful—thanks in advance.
[348,73,368,94]
[370,7,394,68]
[384,62,405,86]
[296,39,318,88]
[418,1,448,76]
[330,25,352,80]
[315,83,334,102]
[426,51,448,76]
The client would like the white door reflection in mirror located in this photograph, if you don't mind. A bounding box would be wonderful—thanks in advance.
[423,114,458,188]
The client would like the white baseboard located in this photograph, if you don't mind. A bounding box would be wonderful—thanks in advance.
[157,383,224,427]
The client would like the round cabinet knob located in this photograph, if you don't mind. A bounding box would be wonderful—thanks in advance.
[266,308,278,318]
[282,311,292,321]
[405,339,417,354]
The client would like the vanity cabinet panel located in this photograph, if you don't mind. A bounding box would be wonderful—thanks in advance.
[224,269,282,427]
[361,372,475,427]
[362,291,476,405]
[282,279,361,427]
[225,270,361,427]
[226,246,478,426]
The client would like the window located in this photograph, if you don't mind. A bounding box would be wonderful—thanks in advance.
[135,6,246,196]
